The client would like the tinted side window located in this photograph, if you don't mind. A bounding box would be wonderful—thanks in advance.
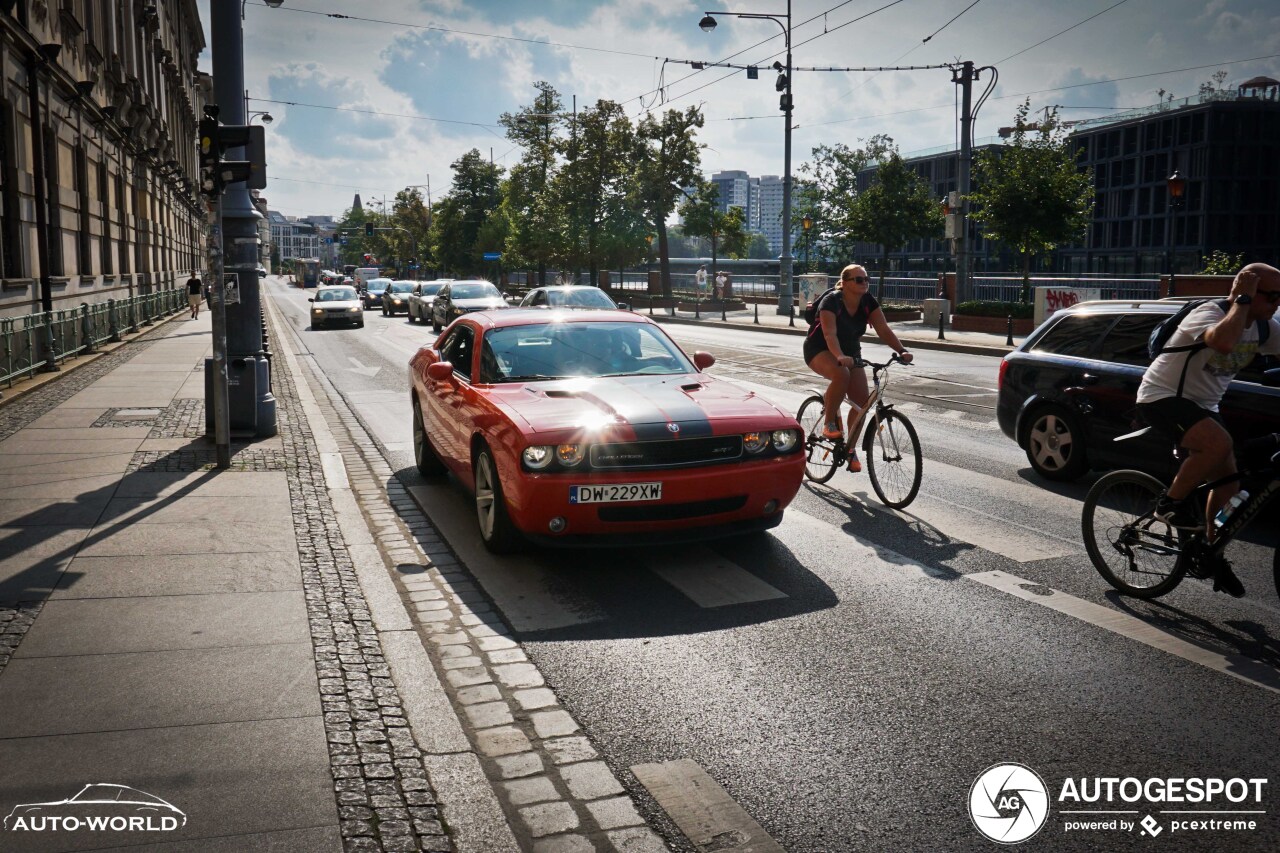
[440,325,475,380]
[1096,314,1163,366]
[1030,315,1115,358]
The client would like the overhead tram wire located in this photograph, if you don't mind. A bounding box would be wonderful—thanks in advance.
[996,0,1132,65]
[250,98,507,140]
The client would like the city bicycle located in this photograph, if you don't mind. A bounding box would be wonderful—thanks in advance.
[1082,431,1280,599]
[796,354,922,509]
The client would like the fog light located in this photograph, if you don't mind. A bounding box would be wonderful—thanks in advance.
[548,516,567,533]
[763,500,778,514]
[743,432,768,453]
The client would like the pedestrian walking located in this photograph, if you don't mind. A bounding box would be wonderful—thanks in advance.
[695,264,708,297]
[185,272,203,319]
[714,270,728,300]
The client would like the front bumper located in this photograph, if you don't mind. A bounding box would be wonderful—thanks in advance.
[503,453,804,542]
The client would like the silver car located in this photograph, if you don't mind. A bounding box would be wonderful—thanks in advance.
[309,285,364,329]
[407,280,450,325]
[519,285,626,311]
[430,280,509,333]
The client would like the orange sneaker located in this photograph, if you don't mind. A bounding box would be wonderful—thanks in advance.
[846,451,862,473]
[821,420,843,440]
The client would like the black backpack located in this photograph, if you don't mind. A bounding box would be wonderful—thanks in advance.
[1147,298,1271,396]
[803,286,839,328]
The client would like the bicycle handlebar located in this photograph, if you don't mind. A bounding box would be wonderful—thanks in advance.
[854,353,912,371]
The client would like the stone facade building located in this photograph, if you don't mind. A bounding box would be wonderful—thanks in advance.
[0,0,207,319]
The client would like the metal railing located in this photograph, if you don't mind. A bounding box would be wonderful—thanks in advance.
[1,289,185,388]
[971,276,1159,304]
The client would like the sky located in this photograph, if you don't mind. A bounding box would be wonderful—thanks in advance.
[196,0,1280,221]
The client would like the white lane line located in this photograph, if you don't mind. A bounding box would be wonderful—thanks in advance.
[968,570,1280,695]
[647,546,787,608]
[631,759,785,853]
[406,482,608,633]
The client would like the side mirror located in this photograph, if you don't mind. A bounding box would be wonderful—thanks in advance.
[615,301,630,311]
[693,351,716,370]
[307,298,314,303]
[427,361,455,381]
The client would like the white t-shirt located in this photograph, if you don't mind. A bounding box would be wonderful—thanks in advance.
[1136,302,1280,410]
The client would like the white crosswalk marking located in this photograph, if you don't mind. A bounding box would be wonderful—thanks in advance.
[647,547,787,608]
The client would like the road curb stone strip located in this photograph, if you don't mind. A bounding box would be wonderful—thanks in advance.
[290,350,670,852]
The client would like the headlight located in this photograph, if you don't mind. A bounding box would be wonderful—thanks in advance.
[522,446,554,470]
[312,308,323,315]
[349,307,361,313]
[392,298,403,304]
[771,429,799,452]
[743,432,769,453]
[556,444,585,466]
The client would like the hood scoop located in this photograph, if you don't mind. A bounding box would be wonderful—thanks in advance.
[545,389,578,398]
[680,382,703,392]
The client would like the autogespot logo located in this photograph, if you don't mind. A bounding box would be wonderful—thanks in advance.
[969,763,1050,844]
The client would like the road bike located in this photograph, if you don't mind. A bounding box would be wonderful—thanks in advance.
[1082,431,1280,599]
[796,354,922,509]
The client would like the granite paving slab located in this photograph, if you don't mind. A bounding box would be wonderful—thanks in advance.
[0,452,136,473]
[75,518,295,558]
[0,497,110,527]
[88,825,341,852]
[93,495,292,526]
[11,427,152,439]
[50,552,302,599]
[0,527,91,601]
[0,643,320,737]
[14,591,310,657]
[0,716,336,853]
[0,436,146,455]
[112,471,287,499]
[25,409,111,428]
[0,473,119,499]
[59,388,178,408]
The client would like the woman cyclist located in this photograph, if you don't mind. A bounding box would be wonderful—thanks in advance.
[803,264,913,472]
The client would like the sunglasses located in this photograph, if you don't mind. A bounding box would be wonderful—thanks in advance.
[1258,289,1280,303]
[842,275,868,284]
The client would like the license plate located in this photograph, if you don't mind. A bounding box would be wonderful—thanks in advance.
[569,483,662,504]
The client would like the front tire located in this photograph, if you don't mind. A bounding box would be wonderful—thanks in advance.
[1083,470,1187,598]
[432,314,441,334]
[863,409,922,509]
[411,396,446,476]
[474,446,520,554]
[1024,404,1088,481]
[797,395,840,484]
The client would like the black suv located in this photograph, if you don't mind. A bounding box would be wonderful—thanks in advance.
[997,299,1280,482]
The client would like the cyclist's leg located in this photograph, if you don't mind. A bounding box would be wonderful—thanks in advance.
[843,362,869,438]
[807,350,850,434]
[1169,416,1235,529]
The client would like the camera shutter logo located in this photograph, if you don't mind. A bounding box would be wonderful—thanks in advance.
[969,763,1050,844]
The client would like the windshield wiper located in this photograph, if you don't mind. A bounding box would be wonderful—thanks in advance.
[498,374,564,382]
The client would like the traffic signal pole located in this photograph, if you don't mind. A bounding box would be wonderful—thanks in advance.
[210,1,276,438]
[209,194,231,468]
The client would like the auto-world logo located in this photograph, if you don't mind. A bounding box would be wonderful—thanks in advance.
[969,763,1050,844]
[3,784,186,833]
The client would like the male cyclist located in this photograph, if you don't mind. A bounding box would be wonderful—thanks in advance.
[1136,263,1280,597]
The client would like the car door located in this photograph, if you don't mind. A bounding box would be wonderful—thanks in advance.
[427,324,475,465]
[1081,312,1169,471]
[434,284,452,325]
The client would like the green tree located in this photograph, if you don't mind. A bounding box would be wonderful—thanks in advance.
[969,102,1094,302]
[392,188,431,277]
[430,149,504,275]
[845,143,944,296]
[797,138,885,263]
[679,181,748,288]
[633,106,705,299]
[547,99,642,283]
[498,82,566,284]
[1199,250,1244,276]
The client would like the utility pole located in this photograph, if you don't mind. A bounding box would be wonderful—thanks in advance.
[211,1,276,437]
[954,60,975,304]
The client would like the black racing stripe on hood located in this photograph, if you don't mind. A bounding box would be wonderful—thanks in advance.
[576,380,713,440]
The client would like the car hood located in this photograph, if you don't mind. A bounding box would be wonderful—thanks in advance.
[491,374,792,440]
[316,300,360,310]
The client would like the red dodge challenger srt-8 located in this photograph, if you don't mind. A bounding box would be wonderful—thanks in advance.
[408,308,806,551]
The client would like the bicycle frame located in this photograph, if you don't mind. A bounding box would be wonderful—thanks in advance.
[846,359,894,446]
[1199,472,1279,557]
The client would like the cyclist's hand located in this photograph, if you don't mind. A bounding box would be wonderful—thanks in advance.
[837,355,856,368]
[898,351,914,364]
[1232,268,1259,299]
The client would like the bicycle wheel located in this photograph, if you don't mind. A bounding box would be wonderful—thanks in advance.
[863,409,922,509]
[1082,470,1187,598]
[797,395,840,484]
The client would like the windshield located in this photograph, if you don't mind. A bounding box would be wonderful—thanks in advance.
[389,282,415,293]
[452,283,501,300]
[318,288,357,301]
[417,284,444,296]
[549,288,614,308]
[479,321,693,383]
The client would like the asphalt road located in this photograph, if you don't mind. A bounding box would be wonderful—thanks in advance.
[267,278,1280,852]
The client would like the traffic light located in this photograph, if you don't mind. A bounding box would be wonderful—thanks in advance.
[365,222,374,238]
[196,117,267,198]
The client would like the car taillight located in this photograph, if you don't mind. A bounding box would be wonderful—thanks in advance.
[998,357,1008,390]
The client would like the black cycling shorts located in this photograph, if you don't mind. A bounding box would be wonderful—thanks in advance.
[1137,397,1224,445]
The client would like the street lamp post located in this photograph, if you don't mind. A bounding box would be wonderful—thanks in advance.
[1166,170,1186,297]
[699,3,794,315]
[801,213,812,272]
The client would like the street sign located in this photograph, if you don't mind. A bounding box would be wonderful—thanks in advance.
[324,237,333,244]
[482,252,502,261]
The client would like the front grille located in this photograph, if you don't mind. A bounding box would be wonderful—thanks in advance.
[597,495,746,522]
[589,435,743,469]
